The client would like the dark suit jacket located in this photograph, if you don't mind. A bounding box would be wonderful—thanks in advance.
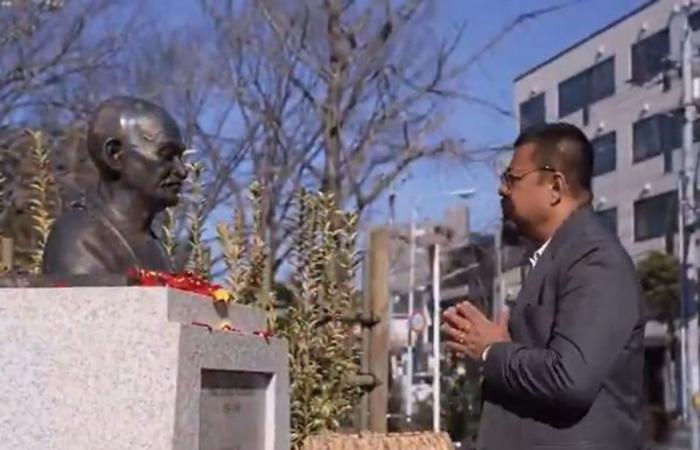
[477,207,645,450]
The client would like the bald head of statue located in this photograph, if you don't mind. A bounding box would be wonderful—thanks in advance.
[41,97,188,276]
[87,96,187,209]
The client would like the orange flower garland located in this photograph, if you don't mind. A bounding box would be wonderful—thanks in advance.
[126,268,232,303]
[127,268,272,343]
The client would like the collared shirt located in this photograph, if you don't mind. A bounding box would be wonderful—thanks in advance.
[529,238,551,268]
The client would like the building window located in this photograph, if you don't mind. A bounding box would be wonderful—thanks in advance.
[690,10,700,31]
[591,131,616,176]
[558,57,615,117]
[519,93,545,130]
[634,191,677,242]
[631,28,670,84]
[590,57,616,103]
[633,114,681,163]
[634,113,700,163]
[596,207,617,236]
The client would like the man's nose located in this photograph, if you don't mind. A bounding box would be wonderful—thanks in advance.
[498,181,509,197]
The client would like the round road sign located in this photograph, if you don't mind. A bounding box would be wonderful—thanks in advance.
[409,312,426,333]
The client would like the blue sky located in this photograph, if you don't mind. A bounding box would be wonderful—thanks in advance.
[371,0,649,232]
[150,0,649,234]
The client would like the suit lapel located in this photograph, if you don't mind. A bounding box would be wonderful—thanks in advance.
[509,206,591,318]
[511,248,552,317]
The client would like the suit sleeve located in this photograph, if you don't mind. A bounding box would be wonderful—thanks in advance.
[482,244,642,413]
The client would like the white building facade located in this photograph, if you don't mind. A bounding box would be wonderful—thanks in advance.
[515,0,700,261]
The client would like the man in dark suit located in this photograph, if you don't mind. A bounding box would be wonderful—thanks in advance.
[442,123,645,449]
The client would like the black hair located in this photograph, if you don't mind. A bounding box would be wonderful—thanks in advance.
[513,122,593,199]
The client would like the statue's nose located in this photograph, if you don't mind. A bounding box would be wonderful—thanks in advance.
[173,157,188,180]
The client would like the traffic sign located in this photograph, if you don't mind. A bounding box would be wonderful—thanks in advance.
[409,312,426,333]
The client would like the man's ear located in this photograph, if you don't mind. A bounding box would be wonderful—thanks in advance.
[550,174,565,205]
[102,138,123,172]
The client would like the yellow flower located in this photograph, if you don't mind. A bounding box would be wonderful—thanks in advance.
[212,288,231,303]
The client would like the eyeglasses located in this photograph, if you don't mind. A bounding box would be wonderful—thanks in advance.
[500,165,556,190]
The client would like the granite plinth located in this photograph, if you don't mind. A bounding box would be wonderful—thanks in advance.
[0,273,134,288]
[0,287,289,450]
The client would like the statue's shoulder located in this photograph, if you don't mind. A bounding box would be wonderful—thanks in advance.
[48,203,103,241]
[42,202,119,275]
[46,202,119,256]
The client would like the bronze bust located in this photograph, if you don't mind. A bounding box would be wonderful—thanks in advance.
[42,97,187,275]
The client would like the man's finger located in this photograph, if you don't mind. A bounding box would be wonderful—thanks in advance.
[442,306,456,318]
[441,324,469,345]
[443,307,472,332]
[457,301,488,325]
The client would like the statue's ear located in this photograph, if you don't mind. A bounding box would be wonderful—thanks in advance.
[102,138,123,172]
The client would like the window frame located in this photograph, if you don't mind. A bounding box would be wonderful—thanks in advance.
[595,206,618,236]
[632,113,681,163]
[591,131,617,176]
[631,28,670,85]
[633,112,700,164]
[633,190,677,242]
[519,93,546,130]
[558,57,615,118]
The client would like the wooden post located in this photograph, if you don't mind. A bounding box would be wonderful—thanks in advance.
[357,254,371,431]
[367,228,390,432]
[0,237,13,273]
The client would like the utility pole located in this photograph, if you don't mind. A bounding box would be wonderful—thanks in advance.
[680,180,690,421]
[406,208,417,421]
[680,8,700,449]
[431,242,441,432]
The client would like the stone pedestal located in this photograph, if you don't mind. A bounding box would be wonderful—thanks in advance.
[0,287,290,450]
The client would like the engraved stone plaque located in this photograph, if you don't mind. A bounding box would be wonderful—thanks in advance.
[199,369,271,450]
